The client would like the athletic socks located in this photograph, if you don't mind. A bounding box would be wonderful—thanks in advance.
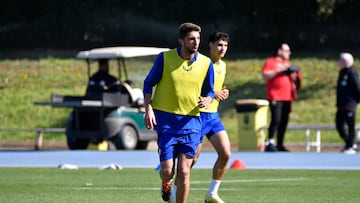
[207,179,221,196]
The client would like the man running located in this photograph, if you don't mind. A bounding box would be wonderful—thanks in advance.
[143,22,214,203]
[170,31,231,203]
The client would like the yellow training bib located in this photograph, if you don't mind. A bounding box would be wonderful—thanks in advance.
[152,49,211,116]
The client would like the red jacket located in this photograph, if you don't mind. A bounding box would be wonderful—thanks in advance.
[262,57,301,101]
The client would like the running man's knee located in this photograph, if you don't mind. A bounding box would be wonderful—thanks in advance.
[219,150,231,162]
[209,131,231,162]
[176,154,193,184]
[176,166,191,184]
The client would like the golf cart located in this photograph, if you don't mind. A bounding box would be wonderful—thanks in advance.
[36,46,168,150]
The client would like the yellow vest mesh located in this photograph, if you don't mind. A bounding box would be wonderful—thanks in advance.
[152,49,211,116]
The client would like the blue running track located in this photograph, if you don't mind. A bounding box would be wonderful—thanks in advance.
[0,151,359,170]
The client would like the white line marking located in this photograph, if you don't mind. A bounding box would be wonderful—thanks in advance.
[67,178,306,191]
[70,187,160,190]
[191,178,306,184]
[69,187,239,191]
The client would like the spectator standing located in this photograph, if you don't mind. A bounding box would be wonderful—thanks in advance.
[336,53,360,154]
[261,43,301,152]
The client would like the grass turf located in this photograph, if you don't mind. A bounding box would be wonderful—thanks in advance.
[1,55,359,145]
[0,168,359,202]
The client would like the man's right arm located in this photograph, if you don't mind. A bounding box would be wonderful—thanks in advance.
[144,93,156,130]
[262,59,289,80]
[143,53,164,95]
[143,53,164,130]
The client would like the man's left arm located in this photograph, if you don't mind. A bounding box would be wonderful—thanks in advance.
[199,61,215,108]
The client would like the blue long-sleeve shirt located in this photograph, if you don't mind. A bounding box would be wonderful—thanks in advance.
[143,48,214,133]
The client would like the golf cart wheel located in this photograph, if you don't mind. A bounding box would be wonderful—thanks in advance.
[66,120,90,150]
[111,125,138,150]
[136,141,148,150]
[67,138,90,150]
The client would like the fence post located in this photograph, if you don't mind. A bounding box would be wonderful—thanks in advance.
[305,129,310,152]
[315,130,321,153]
[34,130,43,150]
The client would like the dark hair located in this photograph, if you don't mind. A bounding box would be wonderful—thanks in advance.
[98,58,108,65]
[178,22,201,39]
[273,42,288,56]
[208,32,230,43]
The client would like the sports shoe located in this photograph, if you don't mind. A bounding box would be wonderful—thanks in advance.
[205,194,225,203]
[168,184,176,203]
[265,143,277,152]
[161,181,171,201]
[277,145,290,152]
[343,148,356,155]
[353,144,358,151]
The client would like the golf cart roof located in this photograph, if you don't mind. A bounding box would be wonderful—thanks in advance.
[76,46,170,59]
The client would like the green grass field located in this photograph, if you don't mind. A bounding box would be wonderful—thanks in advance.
[0,168,359,203]
[1,53,360,144]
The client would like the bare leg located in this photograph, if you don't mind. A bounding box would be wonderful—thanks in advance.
[175,153,194,203]
[160,159,174,201]
[209,130,231,180]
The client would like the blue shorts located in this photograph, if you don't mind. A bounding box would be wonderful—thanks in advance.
[200,112,225,142]
[157,131,202,162]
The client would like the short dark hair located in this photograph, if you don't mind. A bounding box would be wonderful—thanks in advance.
[98,58,108,65]
[98,59,109,70]
[178,22,201,39]
[273,42,289,56]
[208,32,230,43]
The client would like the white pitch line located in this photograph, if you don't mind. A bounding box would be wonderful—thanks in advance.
[67,178,306,191]
[69,187,160,191]
[191,178,306,184]
[69,187,239,191]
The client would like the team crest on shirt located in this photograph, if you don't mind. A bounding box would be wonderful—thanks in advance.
[182,63,193,71]
[216,69,222,74]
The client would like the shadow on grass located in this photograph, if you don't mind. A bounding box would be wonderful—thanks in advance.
[219,81,266,113]
[218,81,329,114]
[297,83,329,101]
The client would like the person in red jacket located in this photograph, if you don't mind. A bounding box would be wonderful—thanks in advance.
[262,43,301,152]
